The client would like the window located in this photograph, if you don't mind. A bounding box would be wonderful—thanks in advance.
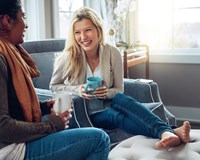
[137,0,200,50]
[23,0,47,40]
[58,0,84,38]
[22,0,83,40]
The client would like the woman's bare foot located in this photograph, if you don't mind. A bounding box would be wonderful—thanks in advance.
[155,131,181,149]
[174,121,191,143]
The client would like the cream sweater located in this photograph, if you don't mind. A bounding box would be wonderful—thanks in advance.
[50,44,124,99]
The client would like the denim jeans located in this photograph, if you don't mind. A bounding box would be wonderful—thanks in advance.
[25,128,110,160]
[90,92,174,139]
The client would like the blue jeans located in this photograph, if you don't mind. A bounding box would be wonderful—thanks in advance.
[90,92,174,139]
[25,128,110,160]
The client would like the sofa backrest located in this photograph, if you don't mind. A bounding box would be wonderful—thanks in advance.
[22,39,65,89]
[22,38,65,53]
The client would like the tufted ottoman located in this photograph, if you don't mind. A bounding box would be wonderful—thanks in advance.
[109,129,200,160]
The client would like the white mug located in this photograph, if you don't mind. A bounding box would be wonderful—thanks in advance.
[53,91,72,114]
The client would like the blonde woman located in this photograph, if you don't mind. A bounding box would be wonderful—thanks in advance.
[50,6,191,150]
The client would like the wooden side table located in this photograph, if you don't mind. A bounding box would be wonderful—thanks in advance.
[123,44,149,79]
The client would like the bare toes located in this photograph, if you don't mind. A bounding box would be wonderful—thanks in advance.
[174,121,191,143]
[156,133,181,150]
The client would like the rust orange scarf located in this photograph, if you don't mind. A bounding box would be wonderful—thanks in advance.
[0,38,41,122]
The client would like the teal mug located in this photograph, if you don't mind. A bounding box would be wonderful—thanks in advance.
[85,77,103,94]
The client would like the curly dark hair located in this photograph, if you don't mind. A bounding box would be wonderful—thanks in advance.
[0,0,21,20]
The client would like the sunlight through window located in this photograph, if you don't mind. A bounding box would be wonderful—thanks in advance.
[138,0,200,50]
[58,0,83,38]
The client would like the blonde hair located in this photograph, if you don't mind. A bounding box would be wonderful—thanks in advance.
[61,7,105,83]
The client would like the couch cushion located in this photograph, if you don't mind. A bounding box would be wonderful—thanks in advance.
[22,39,65,90]
[31,52,62,89]
[109,129,200,160]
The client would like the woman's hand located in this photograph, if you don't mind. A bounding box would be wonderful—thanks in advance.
[51,108,73,129]
[81,84,96,100]
[40,99,55,115]
[45,99,55,107]
[81,83,108,100]
[94,86,107,100]
[95,80,108,100]
[40,99,55,108]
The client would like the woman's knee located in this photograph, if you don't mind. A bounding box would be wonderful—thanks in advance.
[87,127,110,145]
[67,127,110,147]
[112,92,137,107]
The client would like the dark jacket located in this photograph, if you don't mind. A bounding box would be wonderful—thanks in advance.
[0,53,64,149]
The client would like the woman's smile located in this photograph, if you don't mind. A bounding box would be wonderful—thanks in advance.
[74,18,99,53]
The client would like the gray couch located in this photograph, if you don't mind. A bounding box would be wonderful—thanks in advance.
[22,39,176,148]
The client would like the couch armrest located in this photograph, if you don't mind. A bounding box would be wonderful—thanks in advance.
[164,107,177,126]
[123,79,176,126]
[124,78,161,103]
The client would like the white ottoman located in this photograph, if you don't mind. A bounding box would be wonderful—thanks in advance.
[109,129,200,160]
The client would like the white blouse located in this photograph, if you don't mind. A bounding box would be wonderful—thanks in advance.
[86,63,102,79]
